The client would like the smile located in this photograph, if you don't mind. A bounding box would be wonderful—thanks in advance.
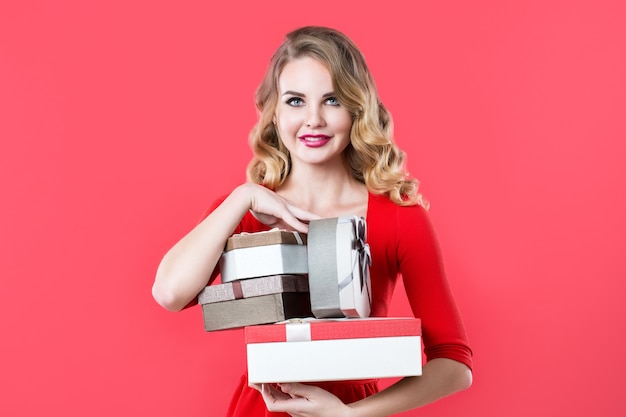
[298,134,331,148]
[299,134,331,141]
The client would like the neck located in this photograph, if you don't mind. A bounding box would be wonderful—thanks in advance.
[277,163,368,218]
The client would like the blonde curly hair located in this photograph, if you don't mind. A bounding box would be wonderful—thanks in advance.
[246,26,428,209]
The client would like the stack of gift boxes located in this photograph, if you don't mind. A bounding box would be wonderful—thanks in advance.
[198,229,312,332]
[197,215,423,383]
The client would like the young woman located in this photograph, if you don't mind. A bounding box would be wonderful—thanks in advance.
[153,26,473,417]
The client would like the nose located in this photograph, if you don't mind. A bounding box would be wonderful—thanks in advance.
[306,106,326,128]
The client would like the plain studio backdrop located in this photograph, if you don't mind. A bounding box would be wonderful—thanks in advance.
[1,1,625,416]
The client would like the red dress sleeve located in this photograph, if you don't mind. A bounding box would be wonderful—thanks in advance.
[395,203,473,370]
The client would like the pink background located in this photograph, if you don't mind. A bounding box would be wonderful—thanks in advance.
[1,1,625,415]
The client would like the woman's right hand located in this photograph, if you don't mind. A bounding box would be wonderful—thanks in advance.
[153,183,319,311]
[242,183,320,233]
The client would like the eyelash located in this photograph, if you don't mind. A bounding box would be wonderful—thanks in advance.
[285,97,340,107]
[286,97,304,106]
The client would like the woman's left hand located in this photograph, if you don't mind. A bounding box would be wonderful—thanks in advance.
[250,383,353,417]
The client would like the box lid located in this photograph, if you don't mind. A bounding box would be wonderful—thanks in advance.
[245,317,421,343]
[198,274,309,304]
[225,229,307,251]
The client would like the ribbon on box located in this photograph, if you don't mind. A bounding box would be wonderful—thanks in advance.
[232,280,244,299]
[285,319,313,342]
[356,217,372,307]
[308,216,372,318]
[337,217,372,307]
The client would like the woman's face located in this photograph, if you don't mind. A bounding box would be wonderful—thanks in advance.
[274,56,353,168]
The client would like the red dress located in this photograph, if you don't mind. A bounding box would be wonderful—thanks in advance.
[205,192,473,417]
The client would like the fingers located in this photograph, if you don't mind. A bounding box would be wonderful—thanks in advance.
[248,186,321,233]
[279,208,315,234]
[249,210,309,234]
[250,383,290,402]
[277,382,318,398]
[253,383,309,414]
[252,382,348,416]
[286,205,322,222]
[273,197,321,233]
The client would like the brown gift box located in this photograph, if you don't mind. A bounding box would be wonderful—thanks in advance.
[224,229,307,251]
[198,274,309,304]
[201,293,312,332]
[199,274,311,332]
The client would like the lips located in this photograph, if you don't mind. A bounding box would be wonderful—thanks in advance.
[298,134,331,148]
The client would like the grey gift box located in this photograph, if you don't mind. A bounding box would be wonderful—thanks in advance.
[307,216,372,318]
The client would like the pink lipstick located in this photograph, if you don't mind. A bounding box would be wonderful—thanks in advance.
[299,134,331,148]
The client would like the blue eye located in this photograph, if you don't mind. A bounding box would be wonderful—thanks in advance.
[325,97,340,106]
[286,97,304,107]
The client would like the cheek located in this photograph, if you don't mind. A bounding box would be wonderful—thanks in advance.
[277,121,296,138]
[332,113,353,135]
[276,112,302,134]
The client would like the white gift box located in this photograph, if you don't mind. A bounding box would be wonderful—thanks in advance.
[219,230,308,283]
[307,216,372,318]
[246,318,422,383]
[219,244,308,283]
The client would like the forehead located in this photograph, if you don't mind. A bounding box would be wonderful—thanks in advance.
[278,57,333,92]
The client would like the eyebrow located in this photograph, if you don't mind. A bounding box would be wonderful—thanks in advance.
[282,90,336,98]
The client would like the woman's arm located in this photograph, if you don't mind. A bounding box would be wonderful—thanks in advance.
[152,184,252,311]
[152,183,317,311]
[348,358,472,416]
[254,358,471,417]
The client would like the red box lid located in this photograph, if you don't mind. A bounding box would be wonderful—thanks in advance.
[245,317,421,343]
